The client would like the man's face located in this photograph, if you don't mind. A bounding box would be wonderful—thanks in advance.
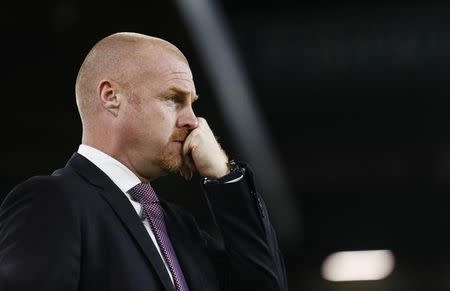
[120,50,198,179]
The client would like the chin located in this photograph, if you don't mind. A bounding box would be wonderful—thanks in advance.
[158,155,183,173]
[155,143,184,173]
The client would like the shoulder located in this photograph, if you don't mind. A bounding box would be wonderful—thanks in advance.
[1,166,91,215]
[4,174,65,203]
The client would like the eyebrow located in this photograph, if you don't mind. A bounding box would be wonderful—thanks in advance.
[169,87,199,102]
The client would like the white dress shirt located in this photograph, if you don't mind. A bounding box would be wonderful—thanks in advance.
[77,144,174,285]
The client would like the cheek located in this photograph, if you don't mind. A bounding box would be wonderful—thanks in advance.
[140,102,178,140]
[118,112,140,141]
[146,116,174,144]
[154,107,178,130]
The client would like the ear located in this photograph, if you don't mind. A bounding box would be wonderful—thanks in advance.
[98,79,121,117]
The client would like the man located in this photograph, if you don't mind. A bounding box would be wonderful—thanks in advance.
[0,32,288,291]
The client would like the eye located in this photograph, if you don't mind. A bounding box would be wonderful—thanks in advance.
[168,95,183,103]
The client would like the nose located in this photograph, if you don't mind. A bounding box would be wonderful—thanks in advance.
[177,105,198,130]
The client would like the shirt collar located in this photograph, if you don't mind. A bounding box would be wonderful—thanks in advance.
[77,144,141,193]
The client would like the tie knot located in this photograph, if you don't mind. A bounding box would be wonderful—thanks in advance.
[128,182,159,205]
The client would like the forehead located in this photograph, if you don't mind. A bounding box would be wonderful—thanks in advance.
[150,51,195,92]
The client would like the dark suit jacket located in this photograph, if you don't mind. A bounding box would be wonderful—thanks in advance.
[0,153,288,291]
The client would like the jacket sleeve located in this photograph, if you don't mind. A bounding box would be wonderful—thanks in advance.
[201,164,289,291]
[0,178,81,291]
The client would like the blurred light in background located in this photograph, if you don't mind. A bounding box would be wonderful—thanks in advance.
[174,0,302,247]
[321,250,395,282]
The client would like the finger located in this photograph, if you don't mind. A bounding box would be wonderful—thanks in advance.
[181,129,198,178]
[182,153,195,179]
[197,117,206,126]
[179,163,193,180]
[196,118,217,141]
[183,153,195,171]
[182,129,194,157]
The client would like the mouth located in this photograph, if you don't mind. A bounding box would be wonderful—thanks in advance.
[171,129,189,144]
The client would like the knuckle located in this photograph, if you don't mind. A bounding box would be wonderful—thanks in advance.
[190,130,200,139]
[197,117,207,125]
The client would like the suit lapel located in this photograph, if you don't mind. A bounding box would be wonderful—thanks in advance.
[66,153,176,291]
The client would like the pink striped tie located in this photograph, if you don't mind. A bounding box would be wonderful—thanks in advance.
[129,182,189,291]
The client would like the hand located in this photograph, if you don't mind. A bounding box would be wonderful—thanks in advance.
[180,117,230,180]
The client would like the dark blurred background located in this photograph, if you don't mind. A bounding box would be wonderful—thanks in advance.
[3,1,450,290]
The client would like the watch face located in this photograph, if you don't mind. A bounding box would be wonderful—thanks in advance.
[229,160,240,171]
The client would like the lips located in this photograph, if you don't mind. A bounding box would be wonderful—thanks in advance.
[171,129,189,142]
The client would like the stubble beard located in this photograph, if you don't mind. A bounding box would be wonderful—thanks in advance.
[156,146,183,173]
[155,129,189,173]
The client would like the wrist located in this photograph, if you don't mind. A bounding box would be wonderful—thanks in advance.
[208,159,230,179]
[201,150,229,178]
[202,160,245,184]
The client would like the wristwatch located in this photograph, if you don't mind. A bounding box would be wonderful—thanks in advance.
[202,160,246,184]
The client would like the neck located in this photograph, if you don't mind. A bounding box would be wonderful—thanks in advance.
[81,134,162,182]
